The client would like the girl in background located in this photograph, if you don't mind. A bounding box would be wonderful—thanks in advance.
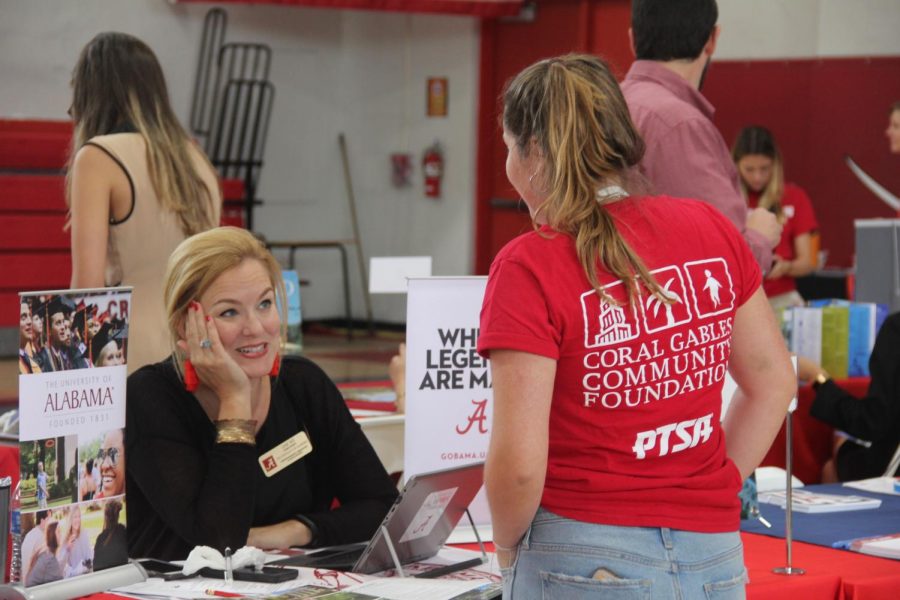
[66,32,222,373]
[732,126,818,309]
[60,506,93,577]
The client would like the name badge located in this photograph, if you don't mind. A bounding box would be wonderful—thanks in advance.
[258,431,312,477]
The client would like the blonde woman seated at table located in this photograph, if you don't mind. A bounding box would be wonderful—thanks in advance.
[126,227,398,560]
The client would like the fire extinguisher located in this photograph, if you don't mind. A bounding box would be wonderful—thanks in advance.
[422,142,444,198]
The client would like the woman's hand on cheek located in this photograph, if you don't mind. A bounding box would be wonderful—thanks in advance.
[177,301,250,405]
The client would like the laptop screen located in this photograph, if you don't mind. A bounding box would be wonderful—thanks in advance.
[352,461,485,574]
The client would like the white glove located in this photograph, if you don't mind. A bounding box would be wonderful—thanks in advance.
[182,545,266,575]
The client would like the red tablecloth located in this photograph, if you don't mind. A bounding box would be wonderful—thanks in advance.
[743,531,900,600]
[760,378,871,485]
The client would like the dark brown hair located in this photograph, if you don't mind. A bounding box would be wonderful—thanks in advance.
[102,499,123,533]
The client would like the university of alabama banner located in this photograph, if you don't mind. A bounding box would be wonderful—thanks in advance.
[17,288,130,587]
[404,277,492,533]
[180,0,522,18]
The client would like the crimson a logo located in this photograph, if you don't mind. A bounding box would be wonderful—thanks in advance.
[456,399,489,435]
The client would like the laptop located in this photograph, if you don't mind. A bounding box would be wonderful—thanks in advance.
[272,461,485,574]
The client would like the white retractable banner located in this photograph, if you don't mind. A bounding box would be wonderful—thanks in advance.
[404,277,492,533]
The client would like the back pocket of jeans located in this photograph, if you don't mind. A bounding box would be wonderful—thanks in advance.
[541,571,651,599]
[703,569,748,600]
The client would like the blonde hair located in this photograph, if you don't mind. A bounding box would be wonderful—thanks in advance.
[732,125,784,218]
[164,227,286,375]
[67,32,219,236]
[502,54,665,304]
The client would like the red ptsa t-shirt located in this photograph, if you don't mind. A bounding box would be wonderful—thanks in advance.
[478,196,761,533]
[748,183,818,297]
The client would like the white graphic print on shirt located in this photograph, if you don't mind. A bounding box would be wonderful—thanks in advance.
[579,259,736,459]
[641,265,692,333]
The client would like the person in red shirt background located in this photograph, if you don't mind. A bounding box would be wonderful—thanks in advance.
[886,101,900,155]
[732,126,819,310]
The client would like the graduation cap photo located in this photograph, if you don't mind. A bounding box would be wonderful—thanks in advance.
[90,323,128,368]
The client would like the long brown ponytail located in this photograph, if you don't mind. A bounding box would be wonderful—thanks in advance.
[503,54,666,304]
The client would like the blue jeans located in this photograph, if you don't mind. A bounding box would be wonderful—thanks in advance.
[501,508,747,599]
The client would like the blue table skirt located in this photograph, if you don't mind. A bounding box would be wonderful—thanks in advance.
[741,482,900,550]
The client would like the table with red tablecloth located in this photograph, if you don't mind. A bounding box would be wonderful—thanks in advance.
[742,531,900,599]
[760,378,871,485]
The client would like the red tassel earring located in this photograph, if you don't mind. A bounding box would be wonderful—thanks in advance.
[269,353,281,377]
[184,359,199,392]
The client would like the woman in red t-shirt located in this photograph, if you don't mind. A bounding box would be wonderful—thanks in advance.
[732,126,819,310]
[478,54,795,599]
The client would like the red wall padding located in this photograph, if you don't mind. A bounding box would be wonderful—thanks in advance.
[0,216,70,250]
[704,57,900,268]
[0,174,66,212]
[0,120,72,170]
[2,252,70,289]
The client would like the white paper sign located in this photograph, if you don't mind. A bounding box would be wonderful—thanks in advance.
[404,277,491,530]
[369,256,433,293]
[720,355,798,419]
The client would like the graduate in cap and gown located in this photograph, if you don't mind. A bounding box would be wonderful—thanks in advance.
[35,296,89,372]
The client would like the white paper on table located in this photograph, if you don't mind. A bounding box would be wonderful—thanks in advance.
[755,466,806,492]
[843,476,900,496]
[113,573,304,598]
[350,578,487,600]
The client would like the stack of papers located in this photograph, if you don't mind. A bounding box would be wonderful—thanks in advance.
[843,477,900,496]
[758,490,882,513]
[839,534,900,560]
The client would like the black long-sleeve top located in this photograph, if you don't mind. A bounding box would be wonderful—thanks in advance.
[810,312,900,480]
[125,355,399,560]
